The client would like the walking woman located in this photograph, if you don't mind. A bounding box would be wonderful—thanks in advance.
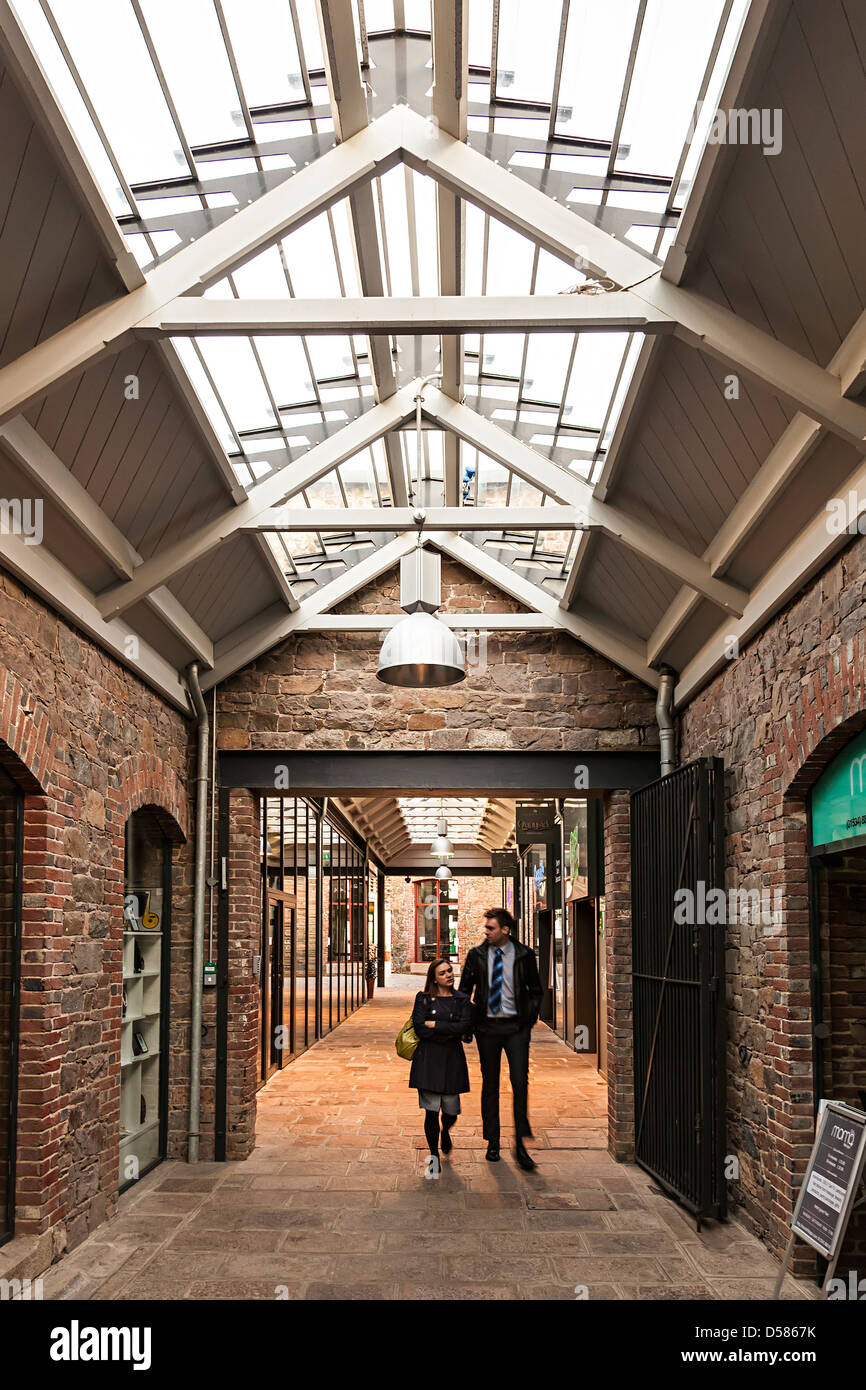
[409,958,472,1179]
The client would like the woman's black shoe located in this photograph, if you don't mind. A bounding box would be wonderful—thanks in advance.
[441,1128,453,1155]
[485,1143,500,1162]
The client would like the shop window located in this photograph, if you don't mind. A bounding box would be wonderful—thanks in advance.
[414,879,458,962]
[120,810,172,1191]
[0,769,22,1246]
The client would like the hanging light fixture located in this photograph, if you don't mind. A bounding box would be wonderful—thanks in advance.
[377,376,465,689]
[376,544,465,688]
[435,863,453,880]
[430,805,454,860]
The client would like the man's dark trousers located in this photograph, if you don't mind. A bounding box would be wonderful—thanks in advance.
[475,1017,532,1144]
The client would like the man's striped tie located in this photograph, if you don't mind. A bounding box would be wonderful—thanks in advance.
[489,947,503,1014]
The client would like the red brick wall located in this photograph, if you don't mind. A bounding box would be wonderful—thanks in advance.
[0,571,191,1260]
[678,531,866,1266]
[816,855,866,1277]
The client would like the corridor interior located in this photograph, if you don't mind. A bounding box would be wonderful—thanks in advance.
[40,984,810,1302]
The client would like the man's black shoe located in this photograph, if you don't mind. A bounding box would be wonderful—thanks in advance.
[514,1141,536,1171]
[485,1143,500,1162]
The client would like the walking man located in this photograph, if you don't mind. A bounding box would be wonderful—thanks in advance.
[459,908,542,1170]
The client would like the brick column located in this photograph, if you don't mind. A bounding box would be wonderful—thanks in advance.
[604,789,634,1161]
[225,788,260,1159]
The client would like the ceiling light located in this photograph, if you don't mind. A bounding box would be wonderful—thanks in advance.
[435,864,453,880]
[430,814,453,859]
[377,545,465,689]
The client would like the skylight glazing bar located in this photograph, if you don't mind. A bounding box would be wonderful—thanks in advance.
[288,0,314,105]
[666,0,734,214]
[130,1,197,172]
[213,0,257,143]
[37,0,153,236]
[546,0,570,142]
[606,0,647,177]
[489,0,500,106]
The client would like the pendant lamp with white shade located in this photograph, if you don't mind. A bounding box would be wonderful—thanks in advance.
[377,543,465,689]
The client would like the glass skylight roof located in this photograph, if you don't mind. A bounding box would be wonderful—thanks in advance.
[397,797,491,845]
[13,1,751,607]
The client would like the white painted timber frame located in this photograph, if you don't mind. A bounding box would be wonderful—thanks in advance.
[3,0,863,706]
[4,106,865,449]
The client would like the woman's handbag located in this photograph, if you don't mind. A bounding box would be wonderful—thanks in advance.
[395,1017,419,1060]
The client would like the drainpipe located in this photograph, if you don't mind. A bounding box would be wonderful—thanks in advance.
[186,662,209,1163]
[655,665,677,778]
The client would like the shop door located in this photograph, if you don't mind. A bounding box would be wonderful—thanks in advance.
[631,759,726,1223]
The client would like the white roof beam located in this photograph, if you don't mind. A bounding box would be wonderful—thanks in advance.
[0,108,404,425]
[243,505,588,533]
[296,613,558,632]
[316,0,409,509]
[201,532,420,689]
[0,417,213,665]
[662,0,787,285]
[647,292,866,663]
[402,109,866,449]
[560,336,665,613]
[432,0,469,506]
[0,0,144,292]
[428,531,658,688]
[675,450,866,707]
[97,382,417,621]
[424,391,747,616]
[155,339,297,612]
[136,293,666,336]
[0,527,189,710]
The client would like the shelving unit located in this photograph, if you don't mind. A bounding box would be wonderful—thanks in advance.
[119,918,163,1182]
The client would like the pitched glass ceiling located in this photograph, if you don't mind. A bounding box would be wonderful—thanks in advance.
[397,797,491,846]
[13,0,750,604]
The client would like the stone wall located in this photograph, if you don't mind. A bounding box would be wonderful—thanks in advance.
[218,560,659,754]
[678,530,866,1266]
[0,571,192,1264]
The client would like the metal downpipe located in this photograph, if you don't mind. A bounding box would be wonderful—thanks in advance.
[186,662,209,1163]
[655,666,677,778]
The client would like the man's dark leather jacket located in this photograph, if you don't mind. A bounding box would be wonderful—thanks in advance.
[458,937,543,1029]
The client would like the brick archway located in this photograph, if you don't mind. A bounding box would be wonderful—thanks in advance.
[111,754,188,842]
[779,639,866,800]
[764,659,866,1269]
[0,664,54,792]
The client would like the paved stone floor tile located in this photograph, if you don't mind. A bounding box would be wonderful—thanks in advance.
[54,984,817,1301]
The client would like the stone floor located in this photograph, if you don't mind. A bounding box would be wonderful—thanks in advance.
[42,985,816,1301]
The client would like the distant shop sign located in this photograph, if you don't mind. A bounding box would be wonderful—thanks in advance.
[515,803,555,842]
[811,728,866,848]
[491,850,519,876]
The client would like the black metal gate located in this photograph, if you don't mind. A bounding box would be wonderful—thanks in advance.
[631,758,726,1222]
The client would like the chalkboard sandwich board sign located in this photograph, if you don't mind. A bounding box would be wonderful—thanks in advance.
[790,1101,866,1260]
[773,1099,866,1298]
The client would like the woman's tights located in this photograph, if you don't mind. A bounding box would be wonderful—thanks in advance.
[424,1109,456,1154]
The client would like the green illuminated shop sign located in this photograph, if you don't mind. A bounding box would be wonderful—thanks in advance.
[811,728,866,847]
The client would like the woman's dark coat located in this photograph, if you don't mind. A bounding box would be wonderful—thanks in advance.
[408,990,471,1094]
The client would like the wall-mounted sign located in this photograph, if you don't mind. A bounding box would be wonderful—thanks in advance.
[491,850,519,876]
[515,803,555,842]
[790,1101,866,1260]
[811,728,866,848]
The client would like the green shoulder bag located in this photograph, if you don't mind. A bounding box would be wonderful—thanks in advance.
[395,1017,419,1061]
